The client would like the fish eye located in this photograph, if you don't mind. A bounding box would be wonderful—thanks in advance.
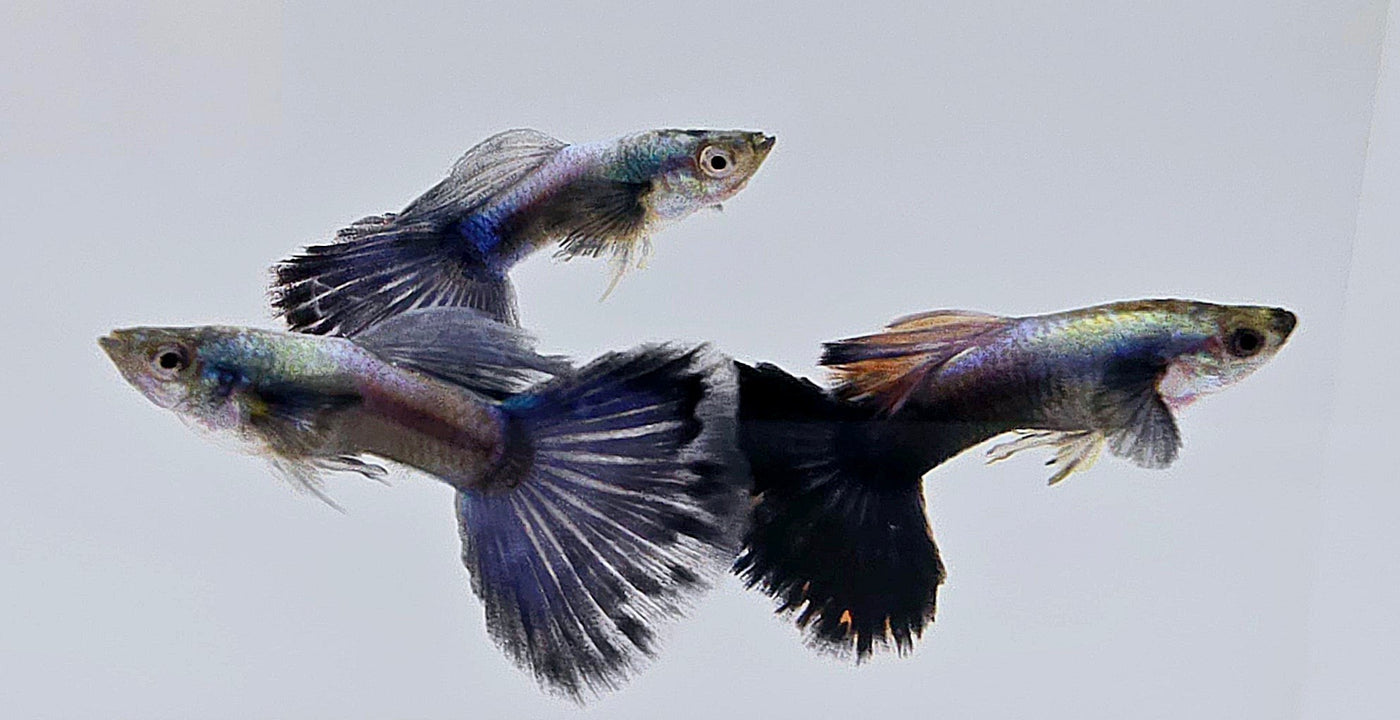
[1226,328,1265,357]
[150,344,189,377]
[698,145,735,177]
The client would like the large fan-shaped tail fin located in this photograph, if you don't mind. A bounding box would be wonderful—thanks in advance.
[458,345,745,698]
[734,362,947,658]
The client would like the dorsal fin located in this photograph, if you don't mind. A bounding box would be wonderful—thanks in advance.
[820,310,1013,413]
[350,307,569,399]
[398,129,567,224]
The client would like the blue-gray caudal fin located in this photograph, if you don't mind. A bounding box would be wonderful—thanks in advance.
[271,130,567,334]
[271,214,520,334]
[457,344,744,698]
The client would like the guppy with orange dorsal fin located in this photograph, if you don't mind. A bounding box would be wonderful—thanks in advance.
[734,299,1296,661]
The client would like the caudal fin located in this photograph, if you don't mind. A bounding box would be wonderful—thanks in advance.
[271,129,569,334]
[734,362,947,658]
[457,345,745,698]
[271,214,519,334]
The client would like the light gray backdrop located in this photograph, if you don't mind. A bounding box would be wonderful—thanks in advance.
[2,2,1395,718]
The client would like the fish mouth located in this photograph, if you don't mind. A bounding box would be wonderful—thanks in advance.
[751,133,776,158]
[98,332,123,359]
[1270,308,1298,338]
[99,329,138,363]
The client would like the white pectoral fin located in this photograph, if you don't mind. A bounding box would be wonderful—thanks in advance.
[986,429,1106,485]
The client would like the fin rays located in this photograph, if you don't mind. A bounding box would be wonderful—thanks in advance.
[986,430,1107,485]
[822,310,1013,412]
[272,129,566,333]
[457,345,744,698]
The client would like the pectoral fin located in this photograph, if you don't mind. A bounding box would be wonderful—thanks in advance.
[545,178,653,300]
[244,385,365,509]
[1106,390,1181,469]
[983,362,1182,484]
[1099,358,1182,469]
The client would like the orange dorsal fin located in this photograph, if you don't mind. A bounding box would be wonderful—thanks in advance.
[820,310,1012,413]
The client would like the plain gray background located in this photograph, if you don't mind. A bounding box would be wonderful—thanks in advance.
[3,2,1397,717]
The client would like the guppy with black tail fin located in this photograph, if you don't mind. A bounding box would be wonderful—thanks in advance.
[100,307,746,699]
[824,299,1298,483]
[272,128,775,334]
[734,299,1296,662]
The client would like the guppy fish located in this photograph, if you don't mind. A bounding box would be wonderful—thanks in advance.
[272,128,775,334]
[733,299,1295,660]
[99,307,744,698]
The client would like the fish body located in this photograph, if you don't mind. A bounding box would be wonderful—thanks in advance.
[273,128,775,334]
[453,131,764,268]
[100,308,746,698]
[824,299,1297,481]
[101,322,520,493]
[735,299,1296,660]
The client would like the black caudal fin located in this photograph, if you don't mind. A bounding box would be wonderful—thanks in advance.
[734,362,947,658]
[271,129,567,334]
[457,345,745,698]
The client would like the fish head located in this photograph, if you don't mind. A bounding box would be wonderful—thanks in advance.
[642,129,775,222]
[1158,305,1297,408]
[99,326,247,431]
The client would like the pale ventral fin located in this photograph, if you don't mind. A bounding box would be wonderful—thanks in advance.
[986,430,1107,486]
[268,457,347,512]
[313,455,389,484]
[265,452,392,512]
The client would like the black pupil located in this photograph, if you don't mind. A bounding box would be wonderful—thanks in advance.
[158,352,182,370]
[709,155,728,170]
[1234,330,1261,353]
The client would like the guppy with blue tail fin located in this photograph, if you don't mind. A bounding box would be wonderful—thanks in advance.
[100,307,745,699]
[272,128,775,333]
